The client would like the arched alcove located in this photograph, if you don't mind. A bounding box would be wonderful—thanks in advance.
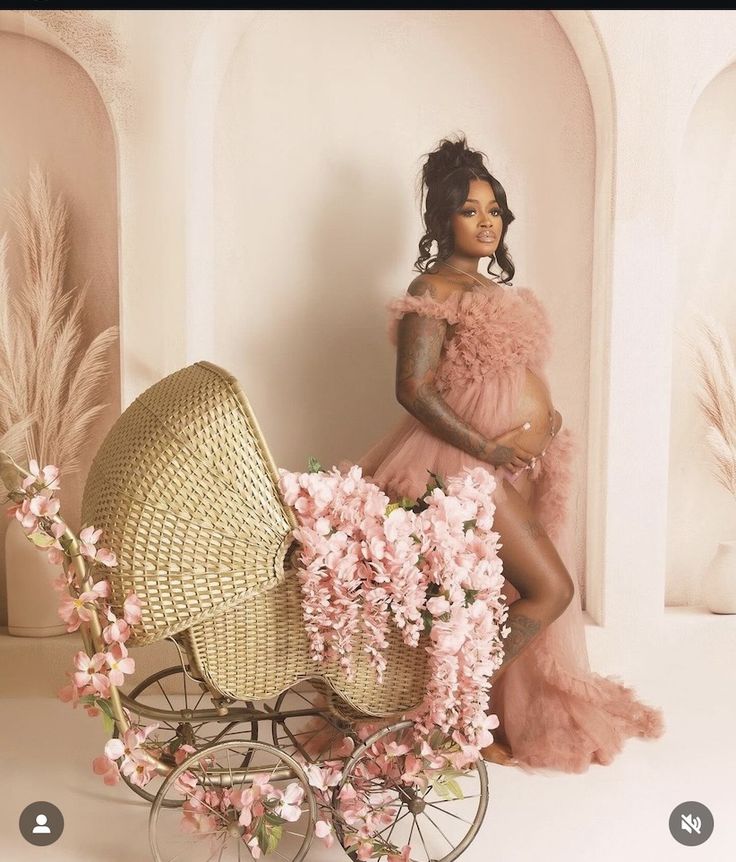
[0,28,120,625]
[206,9,613,616]
[667,61,736,606]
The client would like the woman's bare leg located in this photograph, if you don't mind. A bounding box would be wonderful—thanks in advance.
[482,471,532,757]
[481,475,575,764]
[491,476,574,679]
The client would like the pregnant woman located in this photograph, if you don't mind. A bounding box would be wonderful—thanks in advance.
[357,134,665,773]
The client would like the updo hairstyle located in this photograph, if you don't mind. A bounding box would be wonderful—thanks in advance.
[414,133,516,284]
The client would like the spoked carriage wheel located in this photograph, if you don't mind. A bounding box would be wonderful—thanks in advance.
[271,679,360,765]
[150,739,316,862]
[332,720,489,862]
[115,665,259,807]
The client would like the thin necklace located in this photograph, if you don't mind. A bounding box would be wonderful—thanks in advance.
[438,260,493,292]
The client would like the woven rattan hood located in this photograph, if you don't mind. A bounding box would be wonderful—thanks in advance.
[81,361,297,646]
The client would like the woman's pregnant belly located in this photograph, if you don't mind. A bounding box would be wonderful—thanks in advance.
[508,368,562,456]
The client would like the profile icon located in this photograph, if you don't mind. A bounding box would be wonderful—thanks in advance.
[19,802,63,846]
[32,813,51,834]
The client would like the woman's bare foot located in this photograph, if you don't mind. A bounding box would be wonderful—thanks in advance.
[480,740,518,766]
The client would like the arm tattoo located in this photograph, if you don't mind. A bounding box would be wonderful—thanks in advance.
[396,283,506,465]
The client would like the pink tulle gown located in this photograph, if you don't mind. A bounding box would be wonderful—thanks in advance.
[356,281,665,774]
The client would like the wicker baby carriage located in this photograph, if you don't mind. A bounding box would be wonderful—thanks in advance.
[6,361,490,861]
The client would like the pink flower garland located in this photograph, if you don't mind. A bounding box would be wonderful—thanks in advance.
[278,462,511,762]
[3,459,147,760]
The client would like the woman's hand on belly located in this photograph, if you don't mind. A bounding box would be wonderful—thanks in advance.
[511,408,562,457]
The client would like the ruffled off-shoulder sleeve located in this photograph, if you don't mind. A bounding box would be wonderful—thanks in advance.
[386,291,463,346]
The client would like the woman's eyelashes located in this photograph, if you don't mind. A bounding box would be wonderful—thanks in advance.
[460,207,502,218]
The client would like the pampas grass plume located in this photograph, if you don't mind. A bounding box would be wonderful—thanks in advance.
[0,164,118,477]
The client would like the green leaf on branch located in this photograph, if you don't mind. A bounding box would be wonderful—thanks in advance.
[463,588,479,604]
[431,774,465,800]
[263,812,283,826]
[26,530,55,548]
[96,698,116,734]
[420,609,433,630]
[253,818,267,853]
[100,711,114,735]
[306,456,323,473]
[432,778,451,799]
[463,518,477,532]
[264,822,283,855]
[424,470,446,495]
[444,778,464,799]
[97,697,114,718]
[386,496,419,516]
[441,768,467,780]
[429,728,446,749]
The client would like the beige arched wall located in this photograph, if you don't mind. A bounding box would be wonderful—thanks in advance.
[212,9,595,602]
[667,62,736,605]
[0,31,120,625]
[8,10,730,633]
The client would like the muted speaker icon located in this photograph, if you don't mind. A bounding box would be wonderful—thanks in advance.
[670,801,713,846]
[680,813,701,835]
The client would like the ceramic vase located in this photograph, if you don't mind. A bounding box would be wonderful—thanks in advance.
[702,540,736,614]
[5,518,67,636]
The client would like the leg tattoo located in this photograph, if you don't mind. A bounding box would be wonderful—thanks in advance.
[522,518,545,540]
[492,611,542,678]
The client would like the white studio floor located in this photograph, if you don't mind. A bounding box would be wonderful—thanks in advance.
[1,606,733,862]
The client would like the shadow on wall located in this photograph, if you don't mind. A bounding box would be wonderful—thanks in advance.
[247,156,409,473]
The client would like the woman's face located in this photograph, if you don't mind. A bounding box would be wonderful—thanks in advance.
[449,178,503,259]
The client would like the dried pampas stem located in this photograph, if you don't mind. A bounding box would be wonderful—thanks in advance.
[689,312,736,497]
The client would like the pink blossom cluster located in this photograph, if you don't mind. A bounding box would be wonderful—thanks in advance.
[292,720,479,860]
[51,528,148,784]
[46,511,144,757]
[92,724,162,787]
[279,465,403,682]
[289,730,411,861]
[410,468,510,756]
[171,766,308,858]
[6,460,61,528]
[278,463,511,760]
[61,582,153,790]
